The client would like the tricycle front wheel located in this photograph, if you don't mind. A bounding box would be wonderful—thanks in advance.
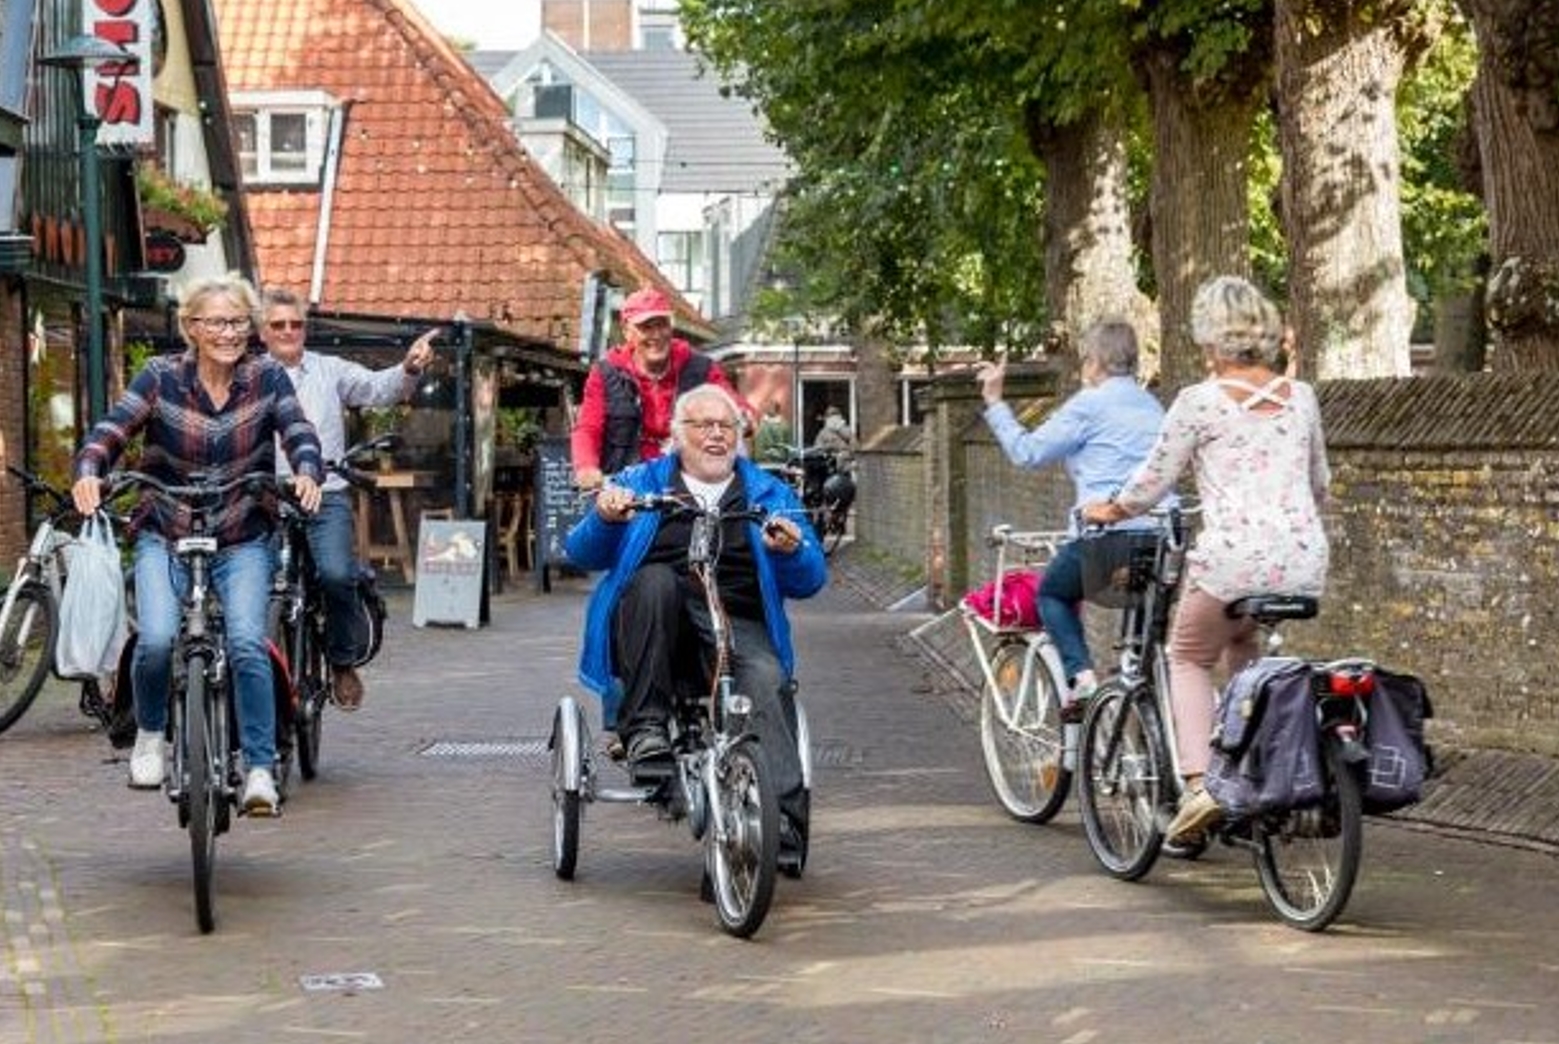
[706,739,778,938]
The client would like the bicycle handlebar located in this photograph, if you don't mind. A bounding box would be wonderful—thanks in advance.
[103,469,290,505]
[619,491,773,527]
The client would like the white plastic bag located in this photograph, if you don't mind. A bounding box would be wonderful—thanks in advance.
[55,513,128,678]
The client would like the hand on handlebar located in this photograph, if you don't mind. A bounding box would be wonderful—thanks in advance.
[592,483,638,523]
[761,515,804,555]
[1079,498,1127,527]
[291,474,323,513]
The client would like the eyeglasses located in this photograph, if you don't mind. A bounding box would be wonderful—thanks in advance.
[267,319,305,332]
[188,316,253,334]
[682,418,738,435]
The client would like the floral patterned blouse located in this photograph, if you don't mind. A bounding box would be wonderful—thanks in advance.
[1114,376,1330,602]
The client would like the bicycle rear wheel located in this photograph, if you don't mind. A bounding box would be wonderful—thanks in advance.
[707,738,778,938]
[979,641,1070,823]
[1253,740,1364,931]
[1077,682,1168,881]
[293,624,326,782]
[821,506,847,556]
[184,655,219,934]
[0,583,57,735]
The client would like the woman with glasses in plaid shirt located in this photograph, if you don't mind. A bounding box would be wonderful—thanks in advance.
[72,273,324,817]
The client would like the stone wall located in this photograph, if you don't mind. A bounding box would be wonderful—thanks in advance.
[855,370,1559,756]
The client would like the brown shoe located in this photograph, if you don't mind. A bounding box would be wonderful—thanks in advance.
[332,667,365,711]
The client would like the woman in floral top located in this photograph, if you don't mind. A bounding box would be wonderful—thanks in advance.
[1082,275,1330,844]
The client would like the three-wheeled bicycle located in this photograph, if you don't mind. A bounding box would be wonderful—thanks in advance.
[548,492,814,939]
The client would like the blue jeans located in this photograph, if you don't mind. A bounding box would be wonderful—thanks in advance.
[302,490,360,668]
[133,533,278,773]
[1038,539,1091,684]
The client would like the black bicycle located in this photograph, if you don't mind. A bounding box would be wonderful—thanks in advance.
[268,436,393,785]
[103,469,296,934]
[1074,507,1372,931]
[779,446,853,556]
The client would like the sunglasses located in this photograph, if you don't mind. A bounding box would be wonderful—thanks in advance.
[267,319,306,332]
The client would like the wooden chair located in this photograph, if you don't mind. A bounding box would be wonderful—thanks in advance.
[496,491,532,577]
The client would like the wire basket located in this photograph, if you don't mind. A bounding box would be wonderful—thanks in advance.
[1078,531,1160,609]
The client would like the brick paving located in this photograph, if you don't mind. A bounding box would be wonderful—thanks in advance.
[3,555,1559,1043]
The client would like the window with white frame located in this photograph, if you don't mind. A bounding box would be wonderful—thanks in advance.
[657,230,705,297]
[639,4,681,50]
[230,90,339,187]
[606,134,637,229]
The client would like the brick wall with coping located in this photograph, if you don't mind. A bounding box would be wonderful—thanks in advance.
[855,370,1559,756]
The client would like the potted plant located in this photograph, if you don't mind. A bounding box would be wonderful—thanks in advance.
[135,165,229,243]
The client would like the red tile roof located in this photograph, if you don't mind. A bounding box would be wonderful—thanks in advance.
[212,0,708,346]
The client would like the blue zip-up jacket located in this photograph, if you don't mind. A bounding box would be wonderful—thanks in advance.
[566,454,828,726]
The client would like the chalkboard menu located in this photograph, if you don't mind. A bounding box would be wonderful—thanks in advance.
[533,435,589,592]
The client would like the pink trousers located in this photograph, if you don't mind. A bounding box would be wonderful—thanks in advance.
[1167,588,1259,776]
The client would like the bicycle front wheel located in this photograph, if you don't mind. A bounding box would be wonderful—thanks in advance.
[0,583,58,735]
[979,641,1070,823]
[707,739,778,938]
[1077,682,1168,881]
[1253,739,1364,931]
[184,655,219,933]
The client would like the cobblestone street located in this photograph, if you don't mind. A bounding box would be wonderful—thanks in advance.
[3,564,1558,1044]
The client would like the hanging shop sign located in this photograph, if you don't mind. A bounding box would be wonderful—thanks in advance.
[86,0,155,147]
[143,229,185,272]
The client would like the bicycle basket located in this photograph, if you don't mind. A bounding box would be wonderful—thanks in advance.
[1078,531,1159,609]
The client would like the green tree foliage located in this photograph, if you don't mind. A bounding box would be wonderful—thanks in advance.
[683,0,1050,352]
[687,0,1494,374]
[1398,8,1484,300]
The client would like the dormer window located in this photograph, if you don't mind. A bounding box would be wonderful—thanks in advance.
[231,90,340,187]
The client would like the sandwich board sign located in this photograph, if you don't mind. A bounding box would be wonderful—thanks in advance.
[412,518,485,628]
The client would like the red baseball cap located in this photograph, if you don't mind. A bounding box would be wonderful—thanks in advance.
[620,288,673,327]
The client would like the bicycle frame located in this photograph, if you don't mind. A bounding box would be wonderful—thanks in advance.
[1099,510,1192,785]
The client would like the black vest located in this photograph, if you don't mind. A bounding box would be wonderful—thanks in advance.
[598,353,714,476]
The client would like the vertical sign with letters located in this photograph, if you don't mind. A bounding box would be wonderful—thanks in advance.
[85,0,153,147]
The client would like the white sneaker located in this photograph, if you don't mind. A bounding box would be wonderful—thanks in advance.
[128,729,166,789]
[1071,669,1098,700]
[242,767,279,817]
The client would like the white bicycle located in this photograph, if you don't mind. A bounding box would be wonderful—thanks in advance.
[959,525,1078,823]
[0,465,121,737]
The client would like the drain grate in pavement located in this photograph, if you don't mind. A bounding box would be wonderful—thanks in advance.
[417,737,864,769]
[419,739,549,760]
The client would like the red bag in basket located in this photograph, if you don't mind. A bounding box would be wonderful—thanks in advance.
[961,570,1042,629]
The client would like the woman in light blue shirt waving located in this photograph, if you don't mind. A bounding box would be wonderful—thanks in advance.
[975,320,1165,710]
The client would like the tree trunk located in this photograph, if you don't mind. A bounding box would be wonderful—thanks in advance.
[853,322,899,443]
[1460,0,1559,371]
[1026,108,1157,377]
[1143,49,1261,392]
[1432,283,1488,374]
[1276,1,1422,381]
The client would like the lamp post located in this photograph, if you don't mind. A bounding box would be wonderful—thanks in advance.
[41,34,131,426]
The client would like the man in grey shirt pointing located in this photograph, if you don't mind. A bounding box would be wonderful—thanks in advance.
[261,287,436,709]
